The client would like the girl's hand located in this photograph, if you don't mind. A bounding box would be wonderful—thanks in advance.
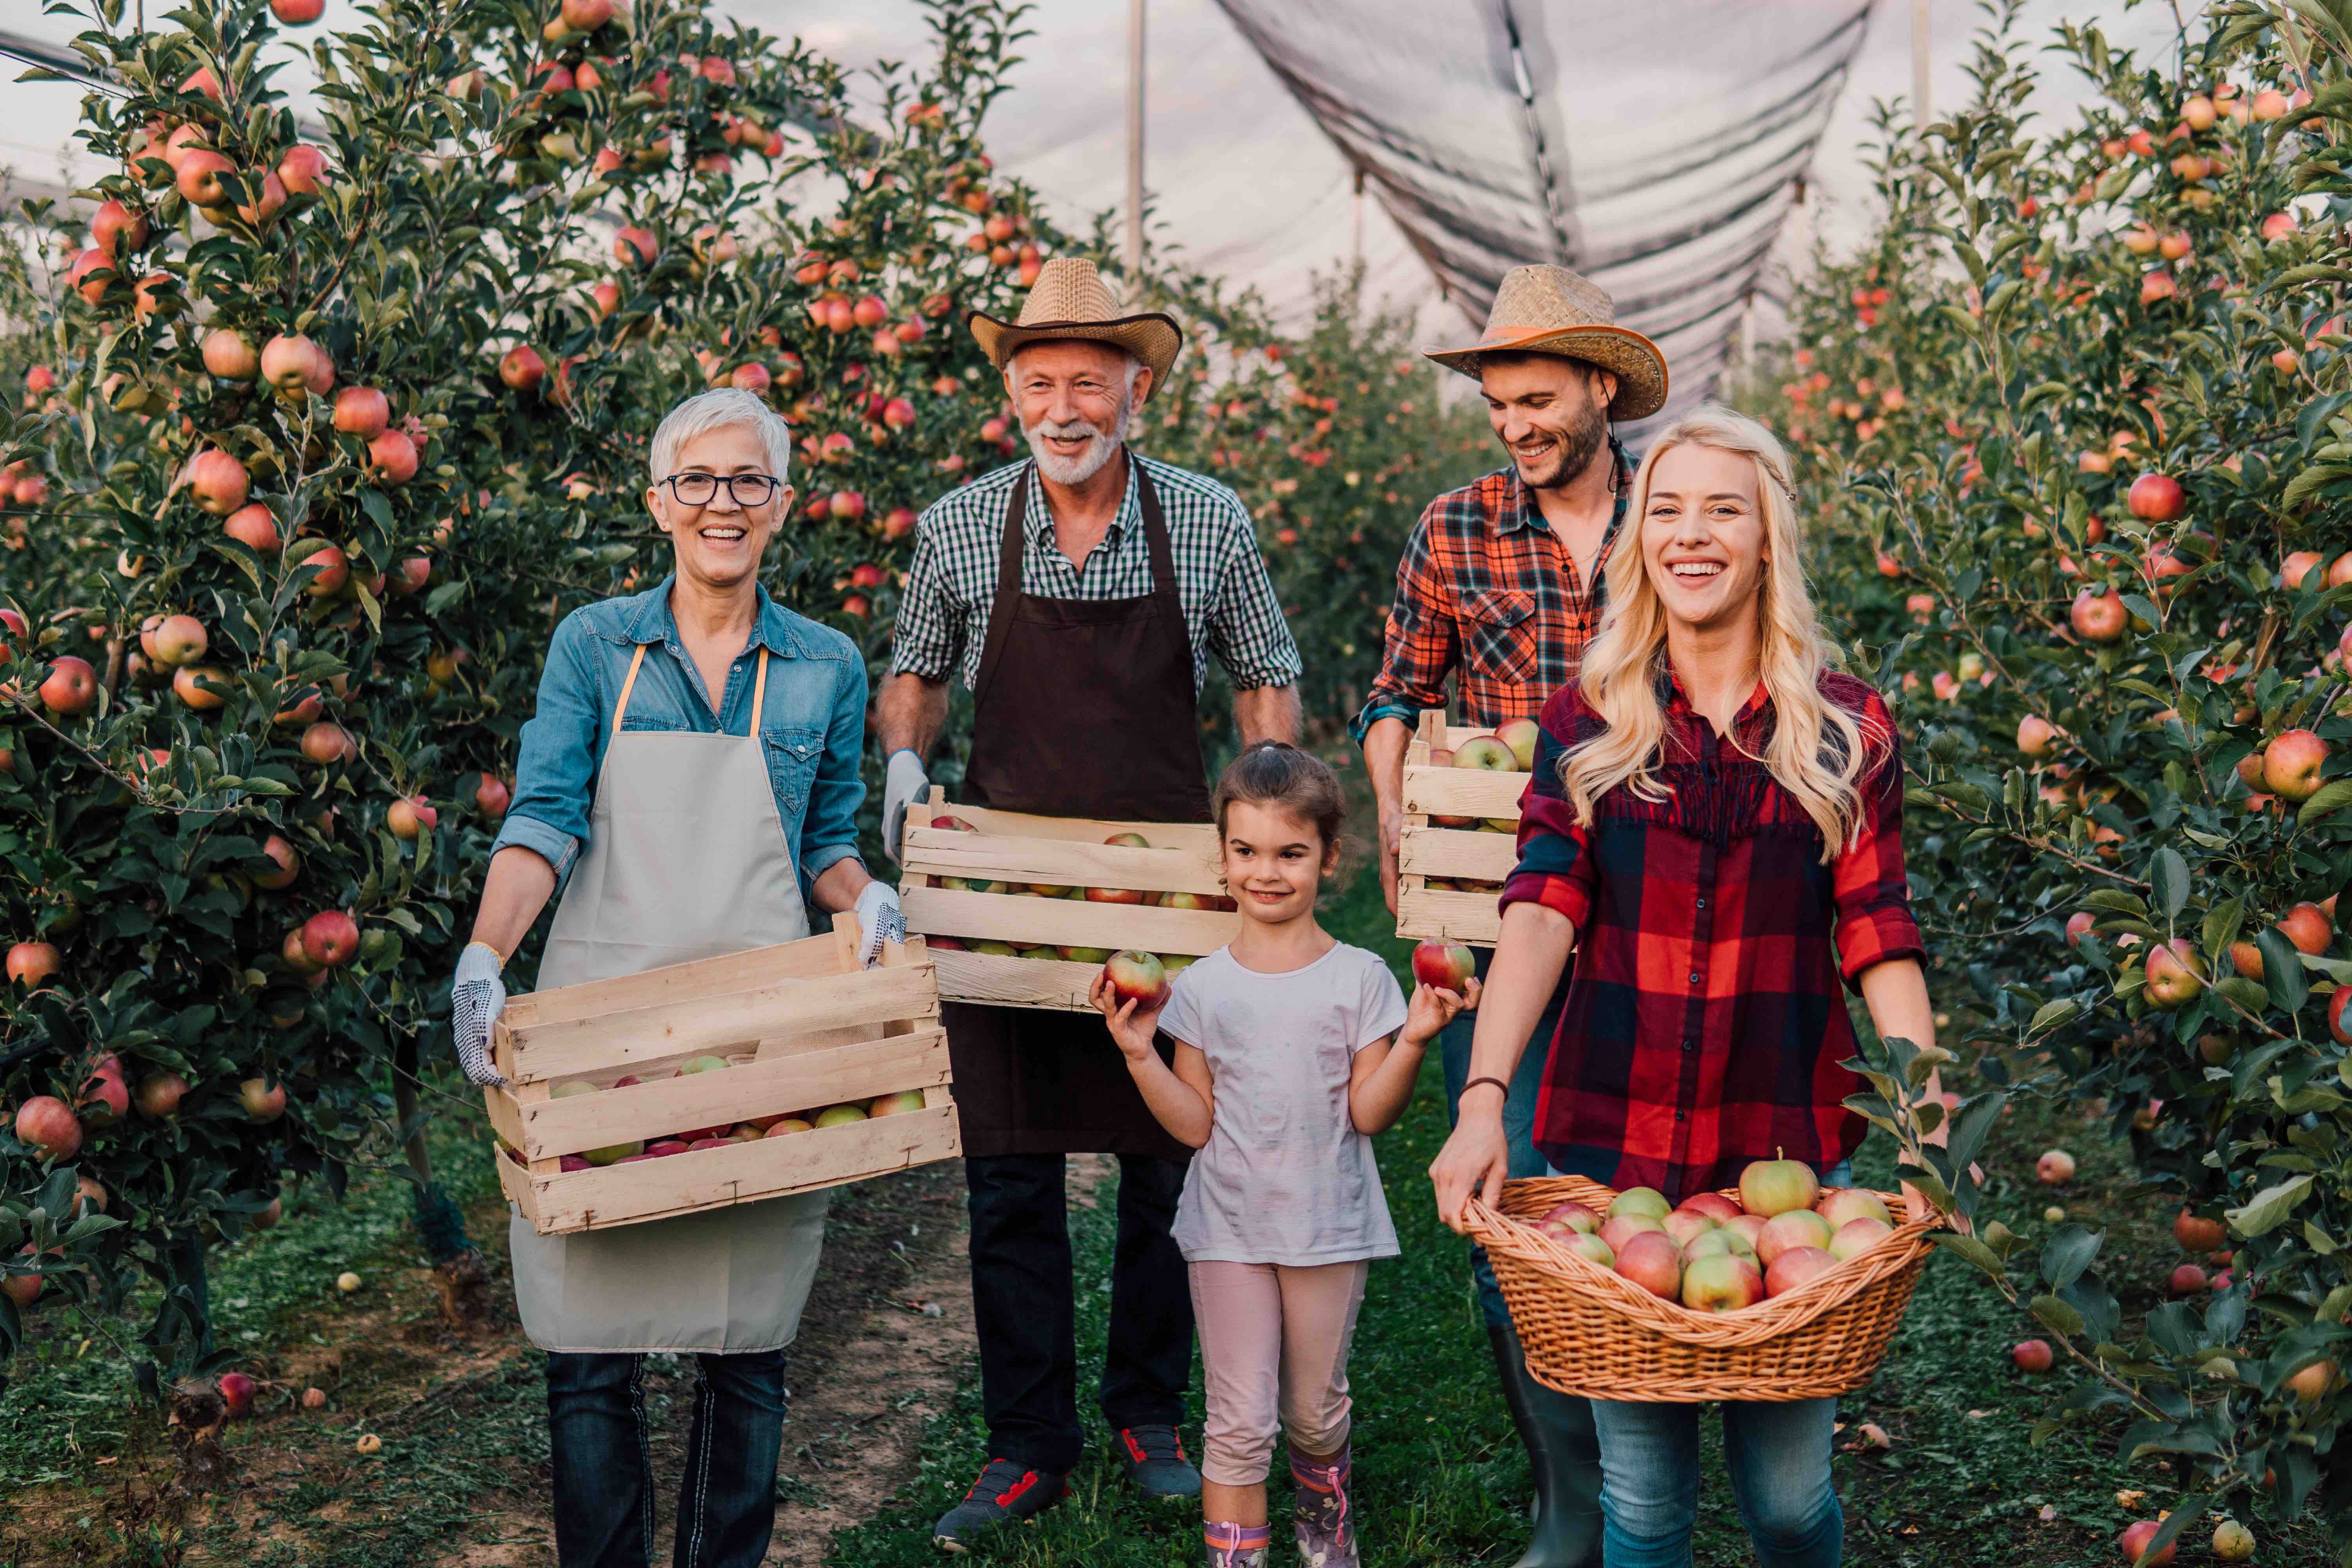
[1401,977,1479,1046]
[1429,1109,1511,1235]
[1090,970,1162,1063]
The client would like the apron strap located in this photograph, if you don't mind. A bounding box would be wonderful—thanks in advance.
[1130,457,1185,636]
[748,648,769,738]
[613,644,648,728]
[969,465,1032,712]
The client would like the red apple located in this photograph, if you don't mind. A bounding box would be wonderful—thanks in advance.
[1755,1209,1833,1265]
[1536,1200,1601,1236]
[272,0,327,21]
[301,722,355,765]
[2127,472,2185,521]
[332,386,390,439]
[186,448,250,515]
[1738,1155,1820,1218]
[13,1096,82,1158]
[259,333,323,392]
[1763,1245,1838,1298]
[2118,1519,2175,1566]
[1827,1216,1895,1261]
[499,345,546,392]
[2169,1262,2209,1296]
[368,428,419,484]
[2142,938,2205,1007]
[1679,1192,1741,1223]
[475,773,511,819]
[1411,938,1475,994]
[39,657,98,715]
[89,198,149,258]
[223,503,280,553]
[2279,901,2334,955]
[300,909,359,967]
[1102,950,1169,1011]
[2012,1338,2053,1372]
[2263,729,2329,802]
[1818,1189,1893,1230]
[2070,587,2127,642]
[1661,1210,1718,1248]
[2017,715,2058,757]
[386,797,439,839]
[239,1078,286,1120]
[276,143,329,196]
[1613,1231,1684,1300]
[1598,1213,1665,1255]
[2065,911,2094,947]
[218,1372,256,1419]
[136,1073,189,1118]
[2287,1358,2337,1401]
[1681,1251,1763,1312]
[2332,985,2352,1046]
[76,1072,128,1127]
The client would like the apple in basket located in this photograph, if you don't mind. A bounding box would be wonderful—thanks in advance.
[1535,1200,1600,1238]
[1559,1232,1614,1268]
[1608,1187,1671,1221]
[1679,1192,1740,1223]
[1681,1252,1764,1313]
[1737,1154,1820,1217]
[1613,1231,1683,1300]
[1818,1189,1893,1230]
[1755,1209,1833,1266]
[1764,1246,1838,1298]
[1681,1229,1745,1262]
[1828,1217,1895,1261]
[1598,1213,1665,1255]
[1661,1210,1717,1248]
[1724,1214,1768,1250]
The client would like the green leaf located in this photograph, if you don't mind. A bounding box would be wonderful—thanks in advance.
[2029,1294,2087,1336]
[2303,779,2352,824]
[2203,894,2246,959]
[2259,926,2310,1016]
[2040,1223,2103,1292]
[1929,1230,2005,1279]
[2227,1173,2314,1238]
[2027,998,2079,1036]
[2149,848,2189,922]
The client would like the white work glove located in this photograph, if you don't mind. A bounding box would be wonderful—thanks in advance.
[854,881,906,968]
[882,748,929,864]
[450,941,508,1087]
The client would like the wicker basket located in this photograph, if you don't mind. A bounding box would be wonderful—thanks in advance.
[1465,1174,1942,1403]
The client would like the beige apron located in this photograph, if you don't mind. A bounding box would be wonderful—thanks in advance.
[510,644,830,1354]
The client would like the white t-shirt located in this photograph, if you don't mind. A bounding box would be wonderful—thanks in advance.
[1158,942,1412,1266]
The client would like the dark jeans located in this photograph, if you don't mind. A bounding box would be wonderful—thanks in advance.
[966,1151,1192,1475]
[1439,945,1571,1330]
[546,1347,790,1568]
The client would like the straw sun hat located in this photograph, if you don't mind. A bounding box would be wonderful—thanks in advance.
[967,258,1183,400]
[1425,264,1669,420]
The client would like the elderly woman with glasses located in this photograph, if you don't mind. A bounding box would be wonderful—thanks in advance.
[446,387,903,1568]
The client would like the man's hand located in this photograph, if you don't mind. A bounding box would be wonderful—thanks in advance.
[449,942,508,1087]
[881,749,929,864]
[853,882,906,967]
[1378,802,1405,916]
[1429,1107,1512,1234]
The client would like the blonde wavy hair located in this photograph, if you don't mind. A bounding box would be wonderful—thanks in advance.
[1559,405,1882,858]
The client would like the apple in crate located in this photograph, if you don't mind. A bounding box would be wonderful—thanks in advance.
[1495,717,1540,770]
[1452,736,1519,771]
[764,1118,815,1136]
[687,1137,732,1151]
[1737,1154,1820,1217]
[1411,938,1476,994]
[932,815,978,832]
[1103,950,1170,1010]
[815,1104,868,1127]
[1158,891,1213,911]
[552,1080,642,1165]
[1161,955,1196,977]
[1059,945,1114,963]
[1103,832,1151,848]
[645,1140,691,1158]
[868,1091,926,1117]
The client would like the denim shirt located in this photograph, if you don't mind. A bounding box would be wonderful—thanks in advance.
[490,576,869,908]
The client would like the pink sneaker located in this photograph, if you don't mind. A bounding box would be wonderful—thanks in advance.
[1204,1519,1271,1567]
[1289,1446,1357,1568]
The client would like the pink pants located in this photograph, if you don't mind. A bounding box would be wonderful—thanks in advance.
[1187,1259,1369,1486]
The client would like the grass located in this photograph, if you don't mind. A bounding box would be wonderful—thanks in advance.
[4,846,2340,1564]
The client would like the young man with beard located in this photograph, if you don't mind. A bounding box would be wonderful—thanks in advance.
[876,258,1303,1552]
[1353,264,1667,1568]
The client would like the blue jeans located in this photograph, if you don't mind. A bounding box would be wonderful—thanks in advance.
[1588,1397,1841,1568]
[1438,946,1568,1330]
[1570,1159,1853,1568]
[546,1347,791,1568]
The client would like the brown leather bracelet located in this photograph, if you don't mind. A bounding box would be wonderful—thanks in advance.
[1460,1076,1510,1107]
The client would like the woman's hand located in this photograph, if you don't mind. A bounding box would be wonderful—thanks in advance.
[449,942,508,1087]
[1090,971,1164,1064]
[1429,1105,1511,1234]
[1401,976,1479,1047]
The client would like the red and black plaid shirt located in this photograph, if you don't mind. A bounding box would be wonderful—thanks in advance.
[1350,448,1627,740]
[1501,670,1925,1202]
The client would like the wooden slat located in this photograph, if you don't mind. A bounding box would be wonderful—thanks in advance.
[496,1145,537,1217]
[930,949,1107,1011]
[1403,765,1529,820]
[902,885,1239,954]
[522,1103,963,1233]
[1410,709,1503,755]
[516,1029,951,1159]
[1399,826,1519,881]
[483,1084,527,1152]
[1396,886,1504,946]
[500,926,853,1033]
[500,963,939,1083]
[902,829,1225,896]
[917,787,1220,850]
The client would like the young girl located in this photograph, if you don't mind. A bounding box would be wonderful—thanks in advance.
[1430,405,1939,1568]
[1091,743,1474,1568]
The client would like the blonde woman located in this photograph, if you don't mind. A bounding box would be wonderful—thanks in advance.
[1428,406,1935,1568]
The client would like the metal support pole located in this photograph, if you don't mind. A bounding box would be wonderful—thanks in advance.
[1912,0,1931,128]
[1125,0,1145,279]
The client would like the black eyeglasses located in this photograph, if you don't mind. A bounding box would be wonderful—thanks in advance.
[661,472,783,507]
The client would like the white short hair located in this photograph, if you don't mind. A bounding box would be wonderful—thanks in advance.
[649,388,794,487]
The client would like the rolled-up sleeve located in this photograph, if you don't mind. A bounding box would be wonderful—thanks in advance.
[1350,509,1455,742]
[491,611,604,880]
[797,653,868,901]
[1497,693,1595,929]
[1205,505,1303,690]
[887,515,964,683]
[1832,720,1926,989]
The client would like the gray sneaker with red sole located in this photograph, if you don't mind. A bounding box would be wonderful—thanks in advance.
[932,1457,1070,1553]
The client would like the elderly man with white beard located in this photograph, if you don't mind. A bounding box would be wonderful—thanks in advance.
[877,258,1302,1550]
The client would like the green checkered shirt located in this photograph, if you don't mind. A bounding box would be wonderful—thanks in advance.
[888,453,1303,694]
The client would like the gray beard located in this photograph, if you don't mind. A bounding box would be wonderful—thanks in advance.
[1025,401,1131,485]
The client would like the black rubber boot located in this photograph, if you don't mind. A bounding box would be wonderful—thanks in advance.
[1486,1318,1604,1568]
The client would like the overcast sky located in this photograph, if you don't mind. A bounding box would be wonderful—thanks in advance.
[1,0,2180,340]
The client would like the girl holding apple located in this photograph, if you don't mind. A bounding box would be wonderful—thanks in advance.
[1429,406,1938,1568]
[1092,742,1475,1568]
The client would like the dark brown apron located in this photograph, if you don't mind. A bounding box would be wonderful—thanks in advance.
[947,455,1209,1160]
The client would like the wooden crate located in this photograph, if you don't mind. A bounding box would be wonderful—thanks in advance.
[898,786,1243,1011]
[486,915,957,1235]
[1396,708,1529,947]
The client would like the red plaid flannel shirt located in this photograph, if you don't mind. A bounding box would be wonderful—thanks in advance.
[1350,451,1626,740]
[1501,670,1925,1202]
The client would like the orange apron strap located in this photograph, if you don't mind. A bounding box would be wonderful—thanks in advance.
[748,648,768,737]
[612,644,648,729]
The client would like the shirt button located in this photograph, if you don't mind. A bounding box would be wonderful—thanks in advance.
[1688,972,1700,985]
[1696,897,1708,909]
[1675,1111,1687,1122]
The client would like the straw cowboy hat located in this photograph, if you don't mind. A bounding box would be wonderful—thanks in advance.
[967,257,1184,400]
[1425,264,1668,421]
